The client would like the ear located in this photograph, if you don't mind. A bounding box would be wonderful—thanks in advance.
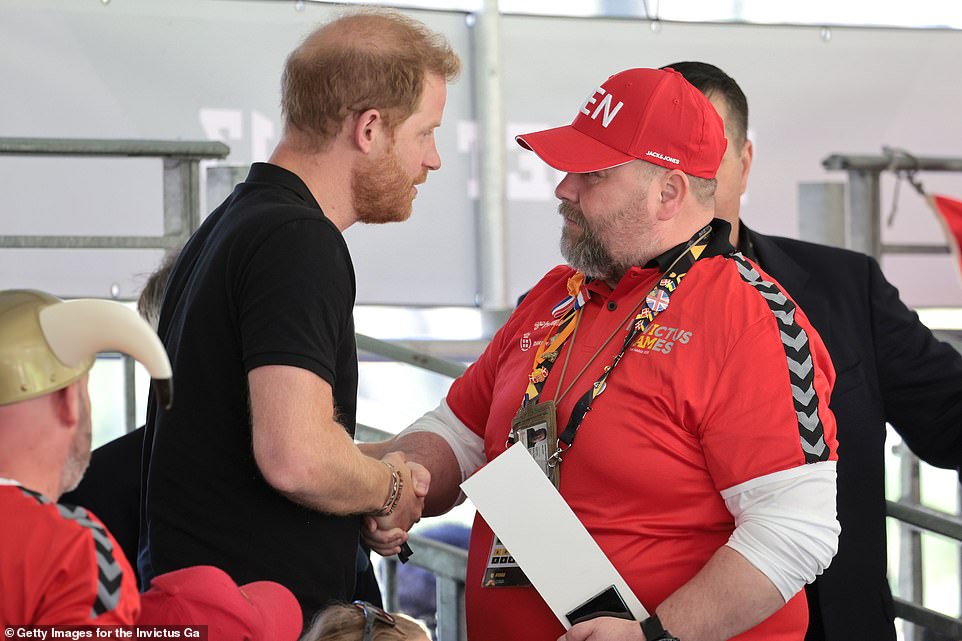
[653,171,688,222]
[738,139,754,196]
[52,381,82,431]
[352,108,385,154]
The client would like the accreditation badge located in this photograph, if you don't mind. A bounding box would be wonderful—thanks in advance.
[482,535,531,587]
[482,401,560,589]
[509,400,560,489]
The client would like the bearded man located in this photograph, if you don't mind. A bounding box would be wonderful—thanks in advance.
[363,68,841,641]
[137,10,460,628]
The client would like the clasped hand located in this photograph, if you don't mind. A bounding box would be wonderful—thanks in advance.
[362,451,430,556]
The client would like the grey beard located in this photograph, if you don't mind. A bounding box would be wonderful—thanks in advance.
[60,453,89,494]
[559,205,627,282]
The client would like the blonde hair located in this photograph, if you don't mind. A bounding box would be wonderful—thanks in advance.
[301,603,428,641]
[281,10,460,152]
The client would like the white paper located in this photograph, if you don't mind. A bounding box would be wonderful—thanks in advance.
[460,442,648,629]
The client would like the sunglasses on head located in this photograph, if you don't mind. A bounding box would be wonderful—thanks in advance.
[352,600,397,641]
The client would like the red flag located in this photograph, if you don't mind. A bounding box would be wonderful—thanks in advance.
[929,194,962,281]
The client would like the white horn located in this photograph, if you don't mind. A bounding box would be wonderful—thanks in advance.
[39,299,173,409]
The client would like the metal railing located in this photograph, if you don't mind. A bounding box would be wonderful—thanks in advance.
[0,137,230,432]
[822,152,962,641]
[821,152,962,259]
[0,137,230,251]
[354,338,468,641]
[355,420,469,641]
[387,531,468,641]
[887,500,962,638]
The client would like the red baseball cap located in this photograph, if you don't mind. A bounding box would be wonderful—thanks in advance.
[516,67,727,178]
[138,566,302,641]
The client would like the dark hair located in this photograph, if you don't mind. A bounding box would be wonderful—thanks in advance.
[281,10,461,152]
[137,248,181,328]
[662,61,748,146]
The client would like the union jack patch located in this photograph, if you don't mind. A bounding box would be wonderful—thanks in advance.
[646,289,671,313]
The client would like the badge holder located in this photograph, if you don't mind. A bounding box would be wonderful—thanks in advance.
[510,400,560,489]
[482,400,561,587]
[481,535,530,587]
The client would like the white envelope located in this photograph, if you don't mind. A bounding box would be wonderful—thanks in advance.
[460,442,648,629]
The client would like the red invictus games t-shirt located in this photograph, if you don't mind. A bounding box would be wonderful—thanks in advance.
[0,484,140,629]
[448,243,838,641]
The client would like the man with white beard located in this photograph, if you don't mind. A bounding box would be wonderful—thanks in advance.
[0,289,172,627]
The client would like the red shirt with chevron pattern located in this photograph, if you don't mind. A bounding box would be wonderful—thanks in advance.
[0,483,140,628]
[448,255,838,641]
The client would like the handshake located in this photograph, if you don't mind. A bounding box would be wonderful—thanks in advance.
[362,451,431,558]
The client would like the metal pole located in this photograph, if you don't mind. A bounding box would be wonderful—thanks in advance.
[163,156,206,240]
[886,500,962,542]
[823,154,962,172]
[435,577,466,641]
[123,355,137,432]
[355,334,467,379]
[473,0,510,320]
[382,557,399,612]
[798,182,846,248]
[899,450,924,641]
[845,169,881,259]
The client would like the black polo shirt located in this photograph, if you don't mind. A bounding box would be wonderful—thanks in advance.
[140,163,359,625]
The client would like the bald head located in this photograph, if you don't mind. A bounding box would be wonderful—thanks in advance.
[281,10,460,152]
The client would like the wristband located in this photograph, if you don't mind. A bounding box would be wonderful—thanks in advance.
[376,461,404,516]
[640,614,680,641]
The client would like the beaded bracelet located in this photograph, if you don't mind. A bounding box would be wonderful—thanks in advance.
[376,461,404,516]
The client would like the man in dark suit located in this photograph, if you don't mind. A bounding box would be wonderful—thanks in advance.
[667,61,962,641]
